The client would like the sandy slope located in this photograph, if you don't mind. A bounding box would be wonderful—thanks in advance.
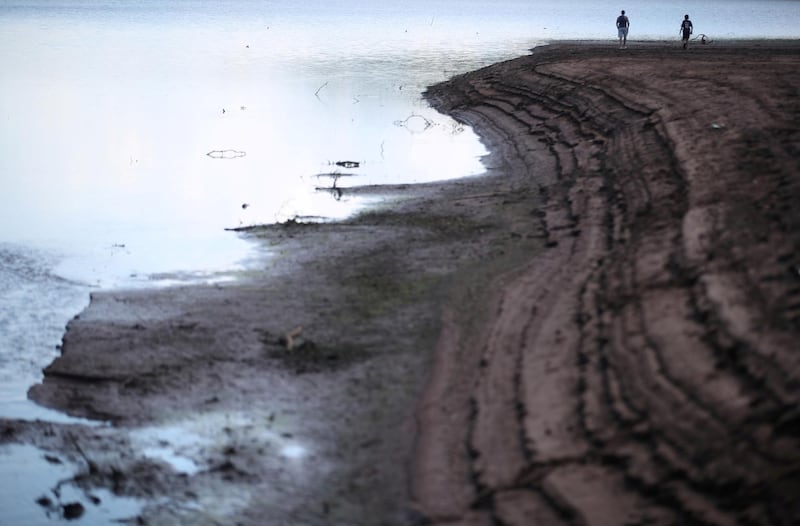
[414,41,800,525]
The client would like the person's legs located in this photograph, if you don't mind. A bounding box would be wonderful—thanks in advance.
[682,31,690,49]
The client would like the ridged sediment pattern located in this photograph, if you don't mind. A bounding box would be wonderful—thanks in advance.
[415,45,800,525]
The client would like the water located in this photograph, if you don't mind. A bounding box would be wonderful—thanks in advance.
[0,443,143,524]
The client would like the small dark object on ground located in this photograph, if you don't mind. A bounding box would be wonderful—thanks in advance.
[62,502,85,520]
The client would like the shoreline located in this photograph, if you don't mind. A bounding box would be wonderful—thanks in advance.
[2,41,799,524]
[415,40,800,524]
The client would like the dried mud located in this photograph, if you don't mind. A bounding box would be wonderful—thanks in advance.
[415,41,800,525]
[2,41,799,525]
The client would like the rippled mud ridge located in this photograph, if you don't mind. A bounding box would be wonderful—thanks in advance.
[415,42,800,525]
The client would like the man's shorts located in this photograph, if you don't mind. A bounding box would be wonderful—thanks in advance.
[618,27,629,38]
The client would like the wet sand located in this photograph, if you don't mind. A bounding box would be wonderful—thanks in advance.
[3,41,800,524]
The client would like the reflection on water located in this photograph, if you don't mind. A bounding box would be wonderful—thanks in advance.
[0,0,496,253]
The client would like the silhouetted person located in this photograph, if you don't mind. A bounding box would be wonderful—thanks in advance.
[680,14,693,49]
[616,10,630,49]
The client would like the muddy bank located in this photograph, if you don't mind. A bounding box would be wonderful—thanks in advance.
[2,41,800,525]
[7,172,545,521]
[415,41,800,525]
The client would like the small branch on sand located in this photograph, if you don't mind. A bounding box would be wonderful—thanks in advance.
[279,326,304,351]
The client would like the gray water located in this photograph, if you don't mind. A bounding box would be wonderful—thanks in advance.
[2,0,800,523]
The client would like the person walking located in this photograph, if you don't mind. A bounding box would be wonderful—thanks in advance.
[680,14,693,49]
[616,10,630,49]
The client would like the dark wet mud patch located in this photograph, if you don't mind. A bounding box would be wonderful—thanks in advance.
[333,245,448,321]
[347,206,501,242]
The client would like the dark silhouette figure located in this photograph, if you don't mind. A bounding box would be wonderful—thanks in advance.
[616,10,630,49]
[680,14,693,49]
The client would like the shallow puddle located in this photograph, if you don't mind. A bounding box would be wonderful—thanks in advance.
[0,443,142,525]
[130,410,313,475]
